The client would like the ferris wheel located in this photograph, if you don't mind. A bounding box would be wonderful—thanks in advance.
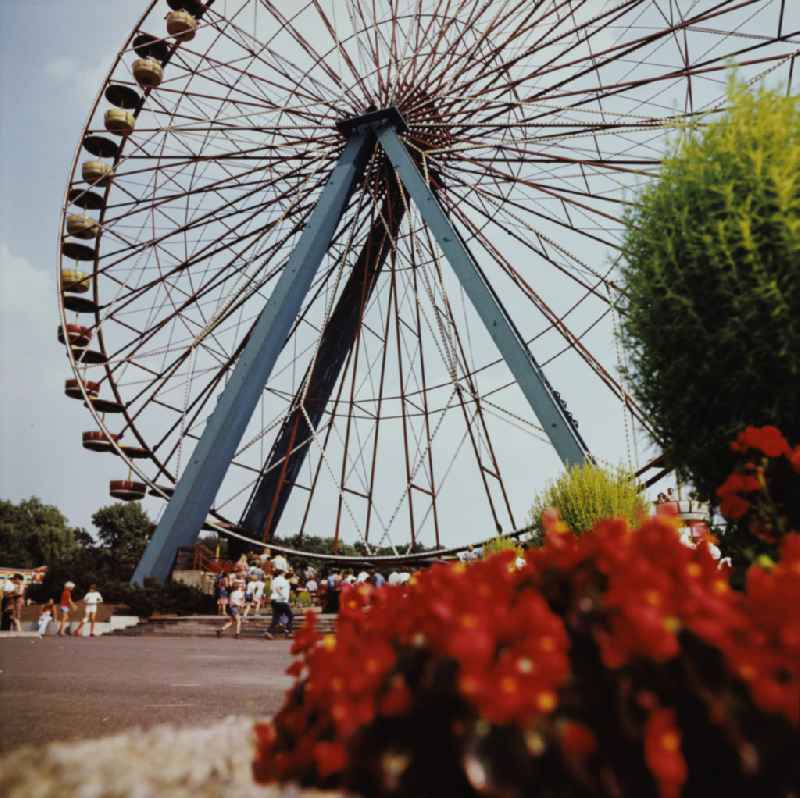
[58,0,796,576]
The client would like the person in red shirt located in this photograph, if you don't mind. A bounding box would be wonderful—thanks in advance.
[57,581,77,636]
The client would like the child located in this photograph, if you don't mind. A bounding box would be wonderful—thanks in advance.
[38,599,55,636]
[58,581,77,636]
[74,584,103,638]
[252,574,266,615]
[243,576,258,619]
[216,581,244,638]
[216,572,229,616]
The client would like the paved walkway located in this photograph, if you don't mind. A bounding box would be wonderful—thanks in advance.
[0,636,294,753]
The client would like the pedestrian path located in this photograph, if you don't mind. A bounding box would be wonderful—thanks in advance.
[10,615,142,638]
[112,612,338,638]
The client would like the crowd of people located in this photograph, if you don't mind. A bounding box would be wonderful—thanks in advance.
[1,575,103,637]
[212,549,418,640]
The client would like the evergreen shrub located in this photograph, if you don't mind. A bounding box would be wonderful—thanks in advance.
[619,81,800,500]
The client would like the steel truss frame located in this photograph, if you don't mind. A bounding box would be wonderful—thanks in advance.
[132,107,588,584]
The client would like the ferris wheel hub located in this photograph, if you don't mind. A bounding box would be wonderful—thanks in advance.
[336,106,409,139]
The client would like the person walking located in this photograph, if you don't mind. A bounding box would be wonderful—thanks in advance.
[57,581,78,636]
[242,576,257,619]
[264,569,293,639]
[216,572,230,616]
[305,575,318,602]
[73,584,104,638]
[217,580,245,638]
[11,575,26,632]
[272,551,289,574]
[323,570,342,613]
[37,599,56,636]
[252,573,266,615]
[1,582,16,631]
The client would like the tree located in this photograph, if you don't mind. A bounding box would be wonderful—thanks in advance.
[0,497,83,567]
[618,81,800,500]
[91,502,154,580]
[528,462,648,538]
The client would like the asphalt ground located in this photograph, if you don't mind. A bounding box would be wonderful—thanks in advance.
[0,636,295,754]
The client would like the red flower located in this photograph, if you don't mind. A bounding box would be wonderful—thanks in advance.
[716,472,762,496]
[644,708,687,798]
[313,741,348,778]
[559,720,597,761]
[788,446,800,473]
[290,610,320,656]
[251,722,277,782]
[379,676,412,716]
[731,425,790,458]
[719,493,751,520]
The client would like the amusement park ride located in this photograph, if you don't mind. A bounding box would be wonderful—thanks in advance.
[56,1,796,582]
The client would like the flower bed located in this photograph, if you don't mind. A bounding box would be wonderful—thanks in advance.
[254,513,800,797]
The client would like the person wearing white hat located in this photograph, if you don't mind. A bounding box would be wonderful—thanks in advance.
[57,581,77,636]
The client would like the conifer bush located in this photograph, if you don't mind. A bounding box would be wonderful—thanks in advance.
[619,81,800,501]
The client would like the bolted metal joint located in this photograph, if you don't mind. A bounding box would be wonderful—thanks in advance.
[336,105,409,138]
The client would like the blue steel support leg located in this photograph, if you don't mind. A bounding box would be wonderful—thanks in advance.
[376,124,589,467]
[132,129,374,584]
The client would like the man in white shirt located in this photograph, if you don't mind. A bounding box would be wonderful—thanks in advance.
[388,570,401,586]
[264,570,293,639]
[272,553,289,573]
[74,584,103,638]
[217,581,245,638]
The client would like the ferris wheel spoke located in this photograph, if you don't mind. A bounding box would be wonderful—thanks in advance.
[441,185,650,431]
[256,0,364,108]
[417,0,553,106]
[200,7,348,116]
[443,1,776,136]
[100,157,333,273]
[397,0,453,91]
[143,84,335,132]
[400,0,469,98]
[444,170,623,295]
[442,158,623,252]
[426,0,642,126]
[164,48,334,129]
[452,153,625,229]
[99,164,327,321]
[97,161,328,279]
[115,193,377,454]
[103,217,306,369]
[412,215,515,534]
[314,0,377,103]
